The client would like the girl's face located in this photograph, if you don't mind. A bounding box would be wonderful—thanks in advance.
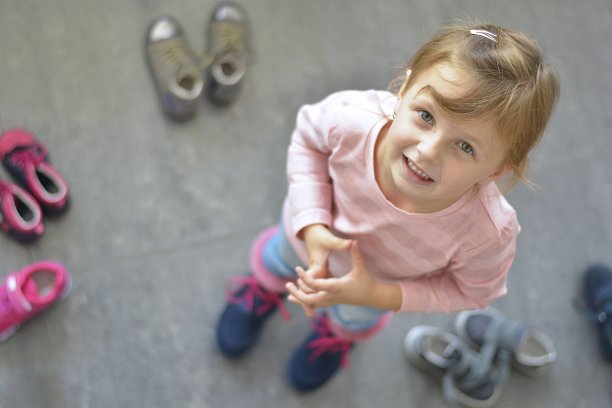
[377,64,509,213]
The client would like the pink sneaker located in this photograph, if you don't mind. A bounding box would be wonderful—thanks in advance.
[0,179,44,241]
[0,129,69,215]
[0,261,72,341]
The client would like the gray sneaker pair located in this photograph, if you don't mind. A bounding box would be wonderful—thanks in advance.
[146,2,249,120]
[404,308,557,407]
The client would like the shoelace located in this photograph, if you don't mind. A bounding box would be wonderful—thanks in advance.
[472,318,514,380]
[212,21,246,55]
[227,276,290,320]
[8,146,47,169]
[155,38,214,75]
[441,340,510,408]
[306,315,353,368]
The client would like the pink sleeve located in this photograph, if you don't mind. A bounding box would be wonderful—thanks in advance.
[398,215,519,313]
[286,93,344,237]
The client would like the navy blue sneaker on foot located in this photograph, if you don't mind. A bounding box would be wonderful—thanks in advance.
[216,275,288,357]
[287,314,354,392]
[582,264,612,359]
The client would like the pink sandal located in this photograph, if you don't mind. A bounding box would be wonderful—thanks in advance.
[0,261,72,341]
[0,129,69,215]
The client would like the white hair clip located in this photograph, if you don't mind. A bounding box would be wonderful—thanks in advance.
[470,29,497,42]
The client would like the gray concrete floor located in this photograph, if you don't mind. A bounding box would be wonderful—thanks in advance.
[0,0,611,407]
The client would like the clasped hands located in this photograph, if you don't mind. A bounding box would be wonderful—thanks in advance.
[285,224,385,317]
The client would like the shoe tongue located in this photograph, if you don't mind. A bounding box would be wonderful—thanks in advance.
[442,342,461,362]
[424,340,461,369]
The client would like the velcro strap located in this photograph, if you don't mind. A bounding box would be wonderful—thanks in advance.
[6,274,32,315]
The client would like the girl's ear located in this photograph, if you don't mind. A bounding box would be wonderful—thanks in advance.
[478,164,512,186]
[398,69,412,96]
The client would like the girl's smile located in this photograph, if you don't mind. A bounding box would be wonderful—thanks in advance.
[403,156,435,184]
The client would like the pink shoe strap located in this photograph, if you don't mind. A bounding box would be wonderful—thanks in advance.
[18,261,69,305]
[4,273,33,315]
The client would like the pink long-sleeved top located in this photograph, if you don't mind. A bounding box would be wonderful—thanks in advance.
[282,90,520,313]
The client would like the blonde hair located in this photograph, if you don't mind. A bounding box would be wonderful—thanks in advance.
[390,21,560,189]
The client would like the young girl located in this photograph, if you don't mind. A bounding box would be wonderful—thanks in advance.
[215,21,559,392]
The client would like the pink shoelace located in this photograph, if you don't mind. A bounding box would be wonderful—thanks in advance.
[307,315,353,368]
[8,145,47,169]
[227,276,290,320]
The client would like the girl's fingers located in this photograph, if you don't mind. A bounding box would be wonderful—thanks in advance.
[296,266,337,292]
[307,263,327,279]
[350,241,365,269]
[287,282,312,304]
[288,294,314,317]
[286,281,329,310]
[323,235,353,251]
[297,278,316,294]
[287,287,316,316]
[295,267,316,288]
[302,303,314,317]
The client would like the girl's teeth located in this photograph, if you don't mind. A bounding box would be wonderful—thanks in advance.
[407,159,432,180]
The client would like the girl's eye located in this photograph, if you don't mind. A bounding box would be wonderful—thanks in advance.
[418,110,434,125]
[457,141,475,155]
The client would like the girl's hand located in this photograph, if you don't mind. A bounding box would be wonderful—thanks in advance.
[302,224,352,279]
[290,224,351,316]
[287,241,401,312]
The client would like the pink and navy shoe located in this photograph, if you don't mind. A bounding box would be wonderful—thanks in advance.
[0,129,69,215]
[0,179,44,241]
[0,261,72,342]
[287,313,354,392]
[216,275,289,357]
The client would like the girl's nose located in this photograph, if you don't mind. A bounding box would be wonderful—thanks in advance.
[416,133,442,162]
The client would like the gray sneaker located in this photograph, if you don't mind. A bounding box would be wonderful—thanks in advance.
[404,325,505,408]
[205,2,249,105]
[146,16,208,120]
